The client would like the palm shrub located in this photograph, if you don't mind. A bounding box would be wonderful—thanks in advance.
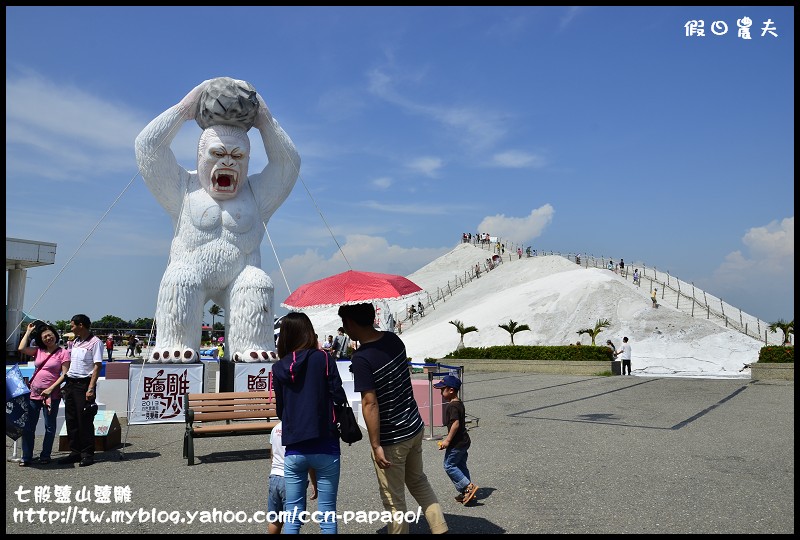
[768,319,794,346]
[499,319,531,345]
[576,318,611,346]
[445,345,613,361]
[757,346,794,363]
[449,320,478,350]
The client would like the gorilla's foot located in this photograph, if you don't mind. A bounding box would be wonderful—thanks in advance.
[233,349,277,362]
[150,348,199,363]
[181,348,199,363]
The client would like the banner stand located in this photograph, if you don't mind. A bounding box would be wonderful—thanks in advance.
[7,441,21,462]
[119,362,205,461]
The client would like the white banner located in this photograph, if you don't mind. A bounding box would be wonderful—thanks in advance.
[127,364,204,424]
[232,363,273,393]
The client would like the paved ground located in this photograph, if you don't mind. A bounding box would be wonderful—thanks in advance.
[6,373,794,534]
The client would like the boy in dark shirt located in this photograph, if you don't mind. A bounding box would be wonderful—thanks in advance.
[434,375,478,505]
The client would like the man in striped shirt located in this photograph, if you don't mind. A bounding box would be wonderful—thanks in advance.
[338,303,447,534]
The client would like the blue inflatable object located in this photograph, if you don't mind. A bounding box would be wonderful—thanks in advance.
[6,364,31,441]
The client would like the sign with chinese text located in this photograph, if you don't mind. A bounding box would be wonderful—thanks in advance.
[232,363,273,393]
[127,364,204,424]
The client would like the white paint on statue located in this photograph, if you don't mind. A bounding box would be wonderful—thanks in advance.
[135,78,300,363]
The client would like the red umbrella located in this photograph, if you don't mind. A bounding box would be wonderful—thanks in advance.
[282,270,423,310]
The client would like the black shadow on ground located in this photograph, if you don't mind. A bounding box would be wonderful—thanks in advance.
[373,512,505,534]
[195,448,270,464]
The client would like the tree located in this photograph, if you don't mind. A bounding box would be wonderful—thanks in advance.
[133,317,155,331]
[54,320,70,334]
[209,304,224,339]
[768,319,794,346]
[498,319,531,345]
[97,315,128,331]
[576,318,612,346]
[449,320,478,350]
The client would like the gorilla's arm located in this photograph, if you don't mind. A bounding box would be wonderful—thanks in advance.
[135,81,209,218]
[249,93,301,223]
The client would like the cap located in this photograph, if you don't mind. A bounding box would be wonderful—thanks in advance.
[433,374,462,391]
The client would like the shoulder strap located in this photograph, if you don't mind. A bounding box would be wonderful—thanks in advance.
[31,348,60,385]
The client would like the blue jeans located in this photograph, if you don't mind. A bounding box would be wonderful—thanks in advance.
[443,446,471,493]
[22,397,61,462]
[284,453,340,534]
[268,474,286,515]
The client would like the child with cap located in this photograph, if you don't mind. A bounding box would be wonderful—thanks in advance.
[433,374,479,505]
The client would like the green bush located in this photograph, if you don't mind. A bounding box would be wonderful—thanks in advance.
[757,346,795,363]
[444,345,615,362]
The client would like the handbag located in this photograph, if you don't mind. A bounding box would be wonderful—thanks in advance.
[334,401,363,445]
[321,349,362,445]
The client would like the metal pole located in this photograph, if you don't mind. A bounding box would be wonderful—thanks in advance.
[460,365,465,403]
[7,440,22,462]
[425,369,435,440]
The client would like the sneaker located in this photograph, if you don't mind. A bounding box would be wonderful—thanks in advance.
[57,454,81,465]
[462,483,479,505]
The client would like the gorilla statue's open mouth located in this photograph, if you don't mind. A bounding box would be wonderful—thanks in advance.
[212,170,238,193]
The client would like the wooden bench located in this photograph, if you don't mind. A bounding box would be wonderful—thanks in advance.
[182,391,279,466]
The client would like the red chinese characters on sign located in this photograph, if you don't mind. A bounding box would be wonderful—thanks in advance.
[141,369,191,420]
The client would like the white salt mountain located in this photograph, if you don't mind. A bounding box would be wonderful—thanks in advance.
[306,243,764,379]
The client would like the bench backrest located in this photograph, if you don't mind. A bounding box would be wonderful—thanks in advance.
[184,391,277,423]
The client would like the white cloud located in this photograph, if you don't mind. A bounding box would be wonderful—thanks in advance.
[477,205,555,245]
[702,217,794,320]
[407,156,443,177]
[491,150,547,168]
[371,177,393,189]
[367,68,508,151]
[713,217,794,284]
[6,72,200,180]
[360,200,451,215]
[558,6,585,32]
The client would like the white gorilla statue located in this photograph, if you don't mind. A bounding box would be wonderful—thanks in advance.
[135,78,299,363]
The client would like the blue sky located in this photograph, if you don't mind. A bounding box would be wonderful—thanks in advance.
[6,6,794,328]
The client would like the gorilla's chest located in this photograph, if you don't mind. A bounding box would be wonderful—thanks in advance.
[187,193,256,234]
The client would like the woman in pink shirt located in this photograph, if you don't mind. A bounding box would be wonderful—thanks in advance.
[17,322,71,466]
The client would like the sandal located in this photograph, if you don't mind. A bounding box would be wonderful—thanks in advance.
[18,461,30,467]
[462,483,479,505]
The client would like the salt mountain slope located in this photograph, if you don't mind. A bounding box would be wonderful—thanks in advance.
[307,243,762,379]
